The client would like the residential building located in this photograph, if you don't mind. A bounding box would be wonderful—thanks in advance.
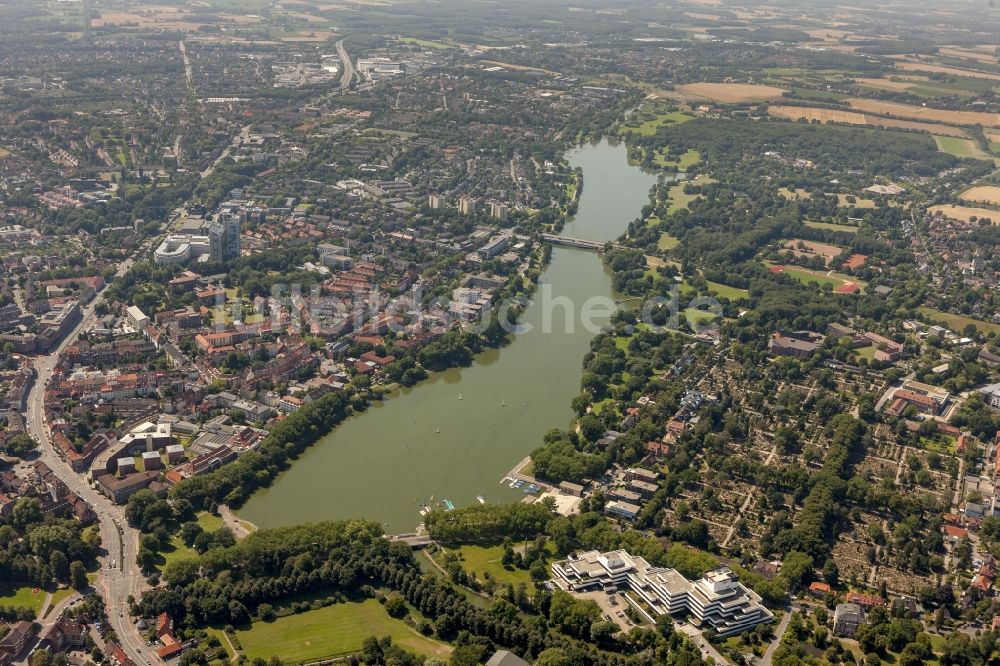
[768,331,824,358]
[551,550,773,637]
[834,603,865,638]
[605,500,641,521]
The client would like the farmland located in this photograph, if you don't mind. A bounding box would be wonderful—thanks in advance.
[933,136,991,159]
[847,98,1000,128]
[960,185,1000,206]
[768,105,971,137]
[676,82,787,103]
[928,204,1000,224]
[804,220,860,233]
[893,60,1000,82]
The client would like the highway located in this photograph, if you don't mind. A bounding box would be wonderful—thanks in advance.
[17,126,248,666]
[335,38,355,89]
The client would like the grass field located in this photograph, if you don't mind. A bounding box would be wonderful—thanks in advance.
[705,281,749,299]
[44,587,77,618]
[0,585,46,613]
[928,204,1000,224]
[918,306,1000,336]
[677,82,786,103]
[627,109,695,136]
[397,37,457,49]
[658,232,680,250]
[654,148,700,170]
[960,185,1000,205]
[451,544,534,587]
[668,175,715,213]
[804,220,860,233]
[934,136,987,158]
[236,599,451,663]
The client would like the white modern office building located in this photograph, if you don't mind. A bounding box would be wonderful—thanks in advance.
[551,550,773,636]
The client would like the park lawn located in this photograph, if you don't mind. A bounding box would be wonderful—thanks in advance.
[654,148,700,171]
[705,281,749,299]
[591,398,616,416]
[853,345,877,362]
[46,587,76,616]
[197,512,225,532]
[657,232,680,250]
[918,306,1000,336]
[0,584,46,613]
[235,599,451,663]
[804,219,860,233]
[668,175,715,213]
[630,110,695,136]
[453,544,534,587]
[206,628,235,660]
[158,536,199,571]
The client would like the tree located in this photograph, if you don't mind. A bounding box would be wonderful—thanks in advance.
[70,561,88,590]
[536,648,574,666]
[384,594,407,619]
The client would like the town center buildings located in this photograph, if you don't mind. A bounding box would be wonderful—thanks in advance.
[551,549,773,637]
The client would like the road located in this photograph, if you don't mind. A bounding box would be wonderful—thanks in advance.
[335,38,355,89]
[759,608,793,666]
[24,249,156,666]
[18,125,245,666]
[677,622,734,666]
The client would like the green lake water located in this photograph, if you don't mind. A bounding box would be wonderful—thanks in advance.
[239,138,659,533]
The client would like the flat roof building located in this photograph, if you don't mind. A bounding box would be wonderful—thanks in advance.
[551,549,773,637]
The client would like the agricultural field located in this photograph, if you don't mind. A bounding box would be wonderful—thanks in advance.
[768,105,971,137]
[235,599,452,663]
[769,105,866,124]
[918,307,1000,336]
[847,98,1000,128]
[804,220,860,233]
[933,136,989,159]
[928,204,1000,224]
[893,60,1000,82]
[959,185,1000,205]
[676,82,786,103]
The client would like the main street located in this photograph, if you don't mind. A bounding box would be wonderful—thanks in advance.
[18,127,248,666]
[24,255,155,666]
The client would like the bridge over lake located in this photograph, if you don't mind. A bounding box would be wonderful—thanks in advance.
[542,233,613,250]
